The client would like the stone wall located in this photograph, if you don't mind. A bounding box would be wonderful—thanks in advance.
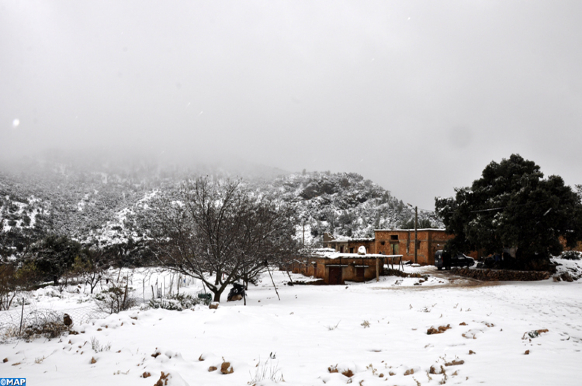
[451,268,551,281]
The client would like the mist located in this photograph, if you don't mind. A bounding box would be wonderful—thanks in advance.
[2,0,582,209]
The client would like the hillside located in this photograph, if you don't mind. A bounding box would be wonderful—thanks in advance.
[0,159,441,260]
[258,171,440,244]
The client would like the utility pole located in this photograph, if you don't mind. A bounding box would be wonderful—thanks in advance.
[407,203,418,264]
[414,206,418,264]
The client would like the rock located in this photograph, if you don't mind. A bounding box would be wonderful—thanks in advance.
[209,302,219,309]
[63,313,73,327]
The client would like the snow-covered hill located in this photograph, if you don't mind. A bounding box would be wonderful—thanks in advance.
[257,171,441,244]
[0,159,441,260]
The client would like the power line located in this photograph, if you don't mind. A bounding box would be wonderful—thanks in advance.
[436,198,553,215]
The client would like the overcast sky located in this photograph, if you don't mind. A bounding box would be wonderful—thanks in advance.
[1,1,581,209]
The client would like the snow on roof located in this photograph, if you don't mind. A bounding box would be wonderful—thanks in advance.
[326,237,375,243]
[311,249,402,259]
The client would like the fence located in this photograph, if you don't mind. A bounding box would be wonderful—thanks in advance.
[0,268,202,337]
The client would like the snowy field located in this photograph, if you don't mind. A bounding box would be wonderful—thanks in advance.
[1,263,581,386]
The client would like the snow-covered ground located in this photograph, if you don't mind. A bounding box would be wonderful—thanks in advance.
[1,263,581,386]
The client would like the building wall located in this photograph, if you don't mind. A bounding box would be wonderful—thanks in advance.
[374,229,454,265]
[324,239,376,254]
[293,256,382,284]
[560,237,582,253]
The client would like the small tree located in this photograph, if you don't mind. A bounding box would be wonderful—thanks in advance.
[0,264,19,310]
[95,282,136,314]
[435,154,582,269]
[71,246,108,294]
[26,234,82,285]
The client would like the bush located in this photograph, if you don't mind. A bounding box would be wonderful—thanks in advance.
[561,251,581,260]
[95,284,137,314]
[148,293,200,311]
[5,310,69,340]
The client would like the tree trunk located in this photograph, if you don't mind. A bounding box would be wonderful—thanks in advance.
[212,289,223,302]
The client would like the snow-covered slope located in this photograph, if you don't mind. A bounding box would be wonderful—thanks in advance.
[0,267,580,386]
[0,160,440,259]
[257,171,440,244]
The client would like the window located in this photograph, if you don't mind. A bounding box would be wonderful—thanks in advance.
[391,235,398,240]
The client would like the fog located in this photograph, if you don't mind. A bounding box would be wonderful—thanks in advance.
[2,1,582,209]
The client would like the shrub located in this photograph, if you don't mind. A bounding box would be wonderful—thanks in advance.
[5,310,69,340]
[561,251,581,260]
[91,336,111,352]
[148,293,200,311]
[0,264,18,310]
[95,283,137,314]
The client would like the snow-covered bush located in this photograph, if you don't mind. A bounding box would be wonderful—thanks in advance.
[148,293,200,311]
[94,284,137,314]
[5,310,69,340]
[561,251,581,260]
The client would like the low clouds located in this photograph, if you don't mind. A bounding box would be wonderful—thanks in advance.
[1,0,581,209]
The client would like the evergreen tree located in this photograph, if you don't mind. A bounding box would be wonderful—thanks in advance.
[26,235,82,285]
[435,154,582,269]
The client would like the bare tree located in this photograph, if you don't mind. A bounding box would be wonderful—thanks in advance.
[71,244,108,294]
[138,177,299,302]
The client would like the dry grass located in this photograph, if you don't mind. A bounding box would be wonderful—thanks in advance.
[220,361,233,374]
[249,356,284,384]
[522,329,548,339]
[4,310,69,340]
[427,324,451,335]
[154,371,170,386]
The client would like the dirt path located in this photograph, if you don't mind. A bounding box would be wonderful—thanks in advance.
[373,271,501,291]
